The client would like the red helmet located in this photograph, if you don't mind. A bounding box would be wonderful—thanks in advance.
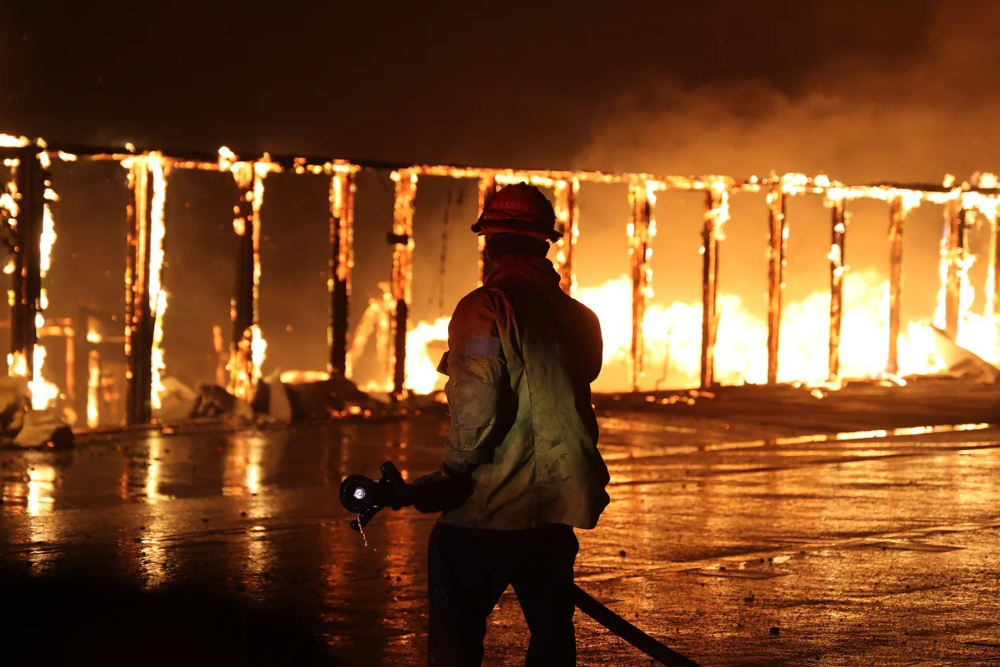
[471,183,561,241]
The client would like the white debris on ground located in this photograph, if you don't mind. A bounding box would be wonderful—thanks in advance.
[14,408,73,448]
[931,327,1000,383]
[155,377,200,422]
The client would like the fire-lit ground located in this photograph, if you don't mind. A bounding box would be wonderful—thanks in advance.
[1,385,999,666]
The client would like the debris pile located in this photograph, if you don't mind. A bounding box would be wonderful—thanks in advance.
[147,371,390,428]
[0,377,73,448]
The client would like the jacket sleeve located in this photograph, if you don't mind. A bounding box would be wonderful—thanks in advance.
[442,289,511,465]
[579,304,603,384]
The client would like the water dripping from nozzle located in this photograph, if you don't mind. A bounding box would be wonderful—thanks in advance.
[356,515,368,548]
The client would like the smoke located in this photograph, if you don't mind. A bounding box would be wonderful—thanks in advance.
[564,1,1000,390]
[578,2,1000,183]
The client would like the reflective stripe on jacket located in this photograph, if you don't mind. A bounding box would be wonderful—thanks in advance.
[437,255,610,530]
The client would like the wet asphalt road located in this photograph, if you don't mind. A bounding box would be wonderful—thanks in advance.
[1,410,999,666]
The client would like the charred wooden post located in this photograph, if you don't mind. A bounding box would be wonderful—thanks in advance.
[627,179,654,391]
[328,167,356,376]
[552,178,580,294]
[390,169,418,397]
[7,149,44,380]
[828,197,847,381]
[765,184,787,384]
[124,157,155,424]
[73,306,90,424]
[940,200,969,339]
[229,161,266,400]
[477,175,496,285]
[887,196,906,375]
[701,186,728,389]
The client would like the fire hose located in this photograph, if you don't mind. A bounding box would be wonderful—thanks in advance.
[340,462,701,667]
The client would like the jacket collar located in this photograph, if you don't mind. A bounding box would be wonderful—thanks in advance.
[486,255,561,289]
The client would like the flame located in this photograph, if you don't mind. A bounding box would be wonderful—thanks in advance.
[392,264,1000,393]
[225,151,274,399]
[7,351,27,377]
[282,169,1000,395]
[404,317,450,394]
[87,350,100,428]
[27,147,61,410]
[217,146,236,171]
[28,344,59,409]
[8,141,1000,404]
[0,133,30,148]
[706,178,730,241]
[148,155,169,410]
[250,324,267,379]
[279,370,329,384]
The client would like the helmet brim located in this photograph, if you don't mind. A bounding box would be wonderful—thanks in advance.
[471,219,562,241]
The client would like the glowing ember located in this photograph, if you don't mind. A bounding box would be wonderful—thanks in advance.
[279,370,329,384]
[0,134,30,148]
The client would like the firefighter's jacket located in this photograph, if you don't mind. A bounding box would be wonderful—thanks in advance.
[436,254,610,530]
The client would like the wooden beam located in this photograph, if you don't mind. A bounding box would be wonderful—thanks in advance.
[828,198,847,381]
[701,188,727,389]
[228,161,266,401]
[942,201,968,339]
[766,185,787,384]
[553,178,580,294]
[628,179,653,392]
[328,168,356,376]
[390,169,417,397]
[887,196,905,375]
[477,175,496,286]
[125,157,154,424]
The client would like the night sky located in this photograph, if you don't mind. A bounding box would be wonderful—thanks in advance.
[0,1,944,169]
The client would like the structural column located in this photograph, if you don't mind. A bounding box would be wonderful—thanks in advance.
[828,197,847,381]
[328,166,356,376]
[941,200,969,339]
[701,186,728,389]
[552,178,580,294]
[477,175,496,286]
[230,161,266,401]
[390,169,417,397]
[125,156,155,424]
[886,195,906,375]
[627,179,654,392]
[765,184,787,384]
[7,149,43,381]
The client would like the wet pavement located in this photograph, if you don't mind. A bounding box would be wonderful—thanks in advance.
[2,397,1000,666]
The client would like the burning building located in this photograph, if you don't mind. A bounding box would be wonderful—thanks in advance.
[1,131,998,429]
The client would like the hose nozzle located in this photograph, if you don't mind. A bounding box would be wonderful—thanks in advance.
[339,461,408,531]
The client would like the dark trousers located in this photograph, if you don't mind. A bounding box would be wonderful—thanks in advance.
[427,522,579,666]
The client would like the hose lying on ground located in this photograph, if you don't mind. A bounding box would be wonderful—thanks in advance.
[572,584,702,667]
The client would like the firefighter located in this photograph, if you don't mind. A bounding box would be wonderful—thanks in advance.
[411,183,611,666]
